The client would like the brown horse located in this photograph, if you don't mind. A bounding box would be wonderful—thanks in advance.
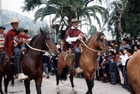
[21,29,57,94]
[127,50,140,94]
[0,29,57,94]
[56,31,108,94]
[0,52,15,94]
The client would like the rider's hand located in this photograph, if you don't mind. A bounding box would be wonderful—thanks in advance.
[77,35,83,40]
[22,38,26,42]
[15,42,18,46]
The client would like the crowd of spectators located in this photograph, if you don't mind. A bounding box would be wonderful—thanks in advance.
[96,37,140,92]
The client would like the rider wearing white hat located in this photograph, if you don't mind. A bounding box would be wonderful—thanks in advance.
[4,18,28,81]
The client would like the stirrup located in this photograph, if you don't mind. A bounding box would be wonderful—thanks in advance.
[75,67,83,74]
[17,73,28,81]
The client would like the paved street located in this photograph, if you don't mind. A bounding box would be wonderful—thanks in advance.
[3,75,130,94]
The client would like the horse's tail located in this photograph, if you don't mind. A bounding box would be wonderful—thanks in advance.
[60,65,68,80]
[128,77,135,94]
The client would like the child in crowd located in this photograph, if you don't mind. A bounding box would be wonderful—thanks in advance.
[109,56,117,85]
[0,26,6,51]
[117,50,124,86]
[101,55,108,83]
[14,28,31,54]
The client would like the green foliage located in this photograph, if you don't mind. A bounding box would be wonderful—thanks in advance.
[23,0,109,29]
[123,0,140,38]
[88,25,97,38]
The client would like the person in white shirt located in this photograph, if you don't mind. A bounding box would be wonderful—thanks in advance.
[63,18,84,74]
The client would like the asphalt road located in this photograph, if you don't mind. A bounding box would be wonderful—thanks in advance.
[2,75,130,94]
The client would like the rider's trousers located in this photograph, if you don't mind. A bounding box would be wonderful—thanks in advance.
[13,47,22,75]
[73,47,81,68]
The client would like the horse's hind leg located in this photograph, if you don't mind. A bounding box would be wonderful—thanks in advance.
[85,79,94,94]
[24,79,30,94]
[0,73,4,94]
[56,68,63,94]
[35,77,42,94]
[4,75,11,93]
[69,70,77,93]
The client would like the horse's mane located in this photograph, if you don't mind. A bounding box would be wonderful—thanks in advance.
[86,32,104,44]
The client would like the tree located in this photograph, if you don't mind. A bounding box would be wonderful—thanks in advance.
[22,0,109,30]
[88,25,97,38]
[123,0,140,38]
[115,0,128,38]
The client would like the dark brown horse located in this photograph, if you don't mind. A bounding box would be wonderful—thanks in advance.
[0,29,57,94]
[0,52,15,94]
[56,31,108,94]
[21,29,57,94]
[127,51,140,94]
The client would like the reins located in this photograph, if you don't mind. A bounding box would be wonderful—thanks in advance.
[79,36,104,53]
[25,42,54,56]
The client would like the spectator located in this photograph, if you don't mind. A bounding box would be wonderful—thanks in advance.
[0,26,6,51]
[123,49,133,91]
[101,55,108,83]
[119,38,131,50]
[42,53,50,79]
[109,56,117,85]
[117,50,124,86]
[96,52,103,80]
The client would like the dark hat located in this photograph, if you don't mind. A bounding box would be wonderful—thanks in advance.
[0,26,6,30]
[16,28,28,34]
[71,18,81,23]
[126,49,133,54]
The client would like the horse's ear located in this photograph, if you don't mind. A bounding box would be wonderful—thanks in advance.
[40,28,44,35]
[96,31,99,35]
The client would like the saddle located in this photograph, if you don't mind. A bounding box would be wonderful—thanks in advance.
[64,43,85,70]
[5,54,14,65]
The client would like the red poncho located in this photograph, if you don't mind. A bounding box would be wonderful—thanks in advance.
[4,29,17,56]
[63,28,83,51]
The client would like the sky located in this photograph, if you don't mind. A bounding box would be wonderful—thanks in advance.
[1,0,114,40]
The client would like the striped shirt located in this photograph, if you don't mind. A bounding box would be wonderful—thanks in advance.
[0,34,5,49]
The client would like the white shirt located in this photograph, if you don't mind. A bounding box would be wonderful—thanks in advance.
[66,26,78,44]
[122,54,129,66]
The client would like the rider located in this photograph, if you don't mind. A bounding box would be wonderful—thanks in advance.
[4,18,28,80]
[0,26,6,51]
[63,18,84,74]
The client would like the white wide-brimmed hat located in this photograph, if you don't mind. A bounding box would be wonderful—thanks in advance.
[11,18,19,23]
[71,18,81,23]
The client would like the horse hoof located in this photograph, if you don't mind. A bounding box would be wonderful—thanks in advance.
[57,91,61,94]
[71,90,77,94]
[11,83,14,86]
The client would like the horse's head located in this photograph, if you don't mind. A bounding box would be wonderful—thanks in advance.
[94,31,108,52]
[40,29,58,55]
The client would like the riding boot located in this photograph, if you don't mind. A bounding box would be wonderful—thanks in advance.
[13,47,28,81]
[75,52,83,74]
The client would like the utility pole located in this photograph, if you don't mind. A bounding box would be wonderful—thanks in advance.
[0,0,2,26]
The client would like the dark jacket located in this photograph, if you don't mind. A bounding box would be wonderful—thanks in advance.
[109,61,117,72]
[42,55,50,65]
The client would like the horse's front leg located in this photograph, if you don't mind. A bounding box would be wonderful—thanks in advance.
[0,73,4,94]
[35,77,42,94]
[4,75,11,93]
[69,70,77,94]
[11,76,14,86]
[24,79,30,94]
[85,79,94,94]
